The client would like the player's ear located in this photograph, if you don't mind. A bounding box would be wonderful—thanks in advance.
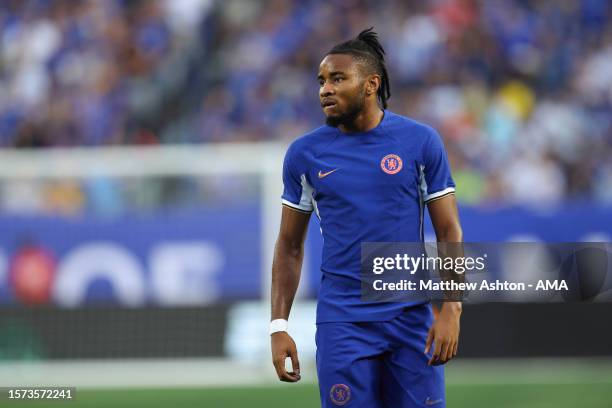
[365,74,381,96]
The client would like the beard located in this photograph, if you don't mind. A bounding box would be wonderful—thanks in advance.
[325,91,366,128]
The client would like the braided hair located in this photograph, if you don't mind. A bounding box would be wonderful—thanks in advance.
[327,27,391,109]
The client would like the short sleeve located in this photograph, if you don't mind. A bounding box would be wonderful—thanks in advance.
[420,128,456,203]
[281,143,314,212]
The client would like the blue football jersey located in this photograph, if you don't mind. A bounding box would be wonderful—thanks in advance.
[281,110,455,323]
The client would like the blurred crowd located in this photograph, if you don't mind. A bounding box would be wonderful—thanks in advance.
[1,0,611,207]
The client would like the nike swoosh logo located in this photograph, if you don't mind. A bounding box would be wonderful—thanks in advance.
[318,169,339,178]
[425,397,443,406]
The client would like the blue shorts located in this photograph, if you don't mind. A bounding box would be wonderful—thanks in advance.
[315,304,445,408]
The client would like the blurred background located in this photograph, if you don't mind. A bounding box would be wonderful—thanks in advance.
[0,0,611,407]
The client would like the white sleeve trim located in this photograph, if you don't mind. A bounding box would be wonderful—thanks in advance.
[424,187,456,202]
[282,199,313,213]
[281,174,314,212]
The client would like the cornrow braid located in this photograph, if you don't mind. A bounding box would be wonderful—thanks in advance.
[327,27,392,109]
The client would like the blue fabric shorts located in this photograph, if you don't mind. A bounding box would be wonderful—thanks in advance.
[315,303,445,407]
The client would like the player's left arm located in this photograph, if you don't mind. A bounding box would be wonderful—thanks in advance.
[425,194,463,365]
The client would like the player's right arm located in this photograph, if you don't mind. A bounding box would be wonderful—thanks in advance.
[270,205,311,382]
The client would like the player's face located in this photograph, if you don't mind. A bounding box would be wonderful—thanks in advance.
[318,54,366,127]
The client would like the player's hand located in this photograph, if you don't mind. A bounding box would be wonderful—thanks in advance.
[271,332,301,382]
[424,302,461,366]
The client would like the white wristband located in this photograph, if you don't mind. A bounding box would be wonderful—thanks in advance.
[269,319,288,335]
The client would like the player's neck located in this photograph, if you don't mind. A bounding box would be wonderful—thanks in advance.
[339,105,384,134]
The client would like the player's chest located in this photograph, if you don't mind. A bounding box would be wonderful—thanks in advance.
[307,145,419,197]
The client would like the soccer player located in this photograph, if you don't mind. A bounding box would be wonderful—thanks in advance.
[270,28,463,408]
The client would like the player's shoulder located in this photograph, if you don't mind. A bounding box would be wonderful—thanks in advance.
[285,125,337,156]
[384,110,441,143]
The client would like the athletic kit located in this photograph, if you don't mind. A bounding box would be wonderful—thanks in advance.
[282,110,455,407]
